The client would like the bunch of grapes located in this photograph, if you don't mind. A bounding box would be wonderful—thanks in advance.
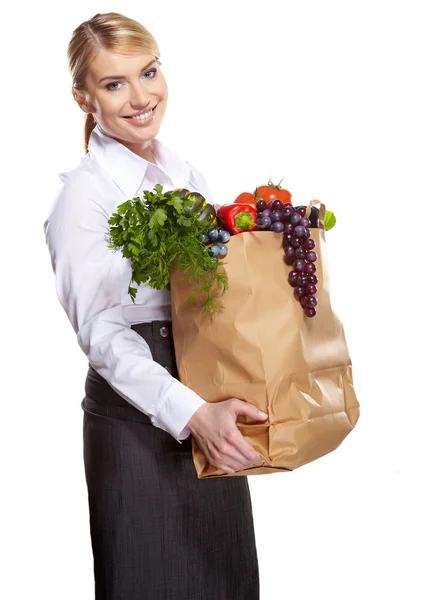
[256,199,319,318]
[198,227,231,269]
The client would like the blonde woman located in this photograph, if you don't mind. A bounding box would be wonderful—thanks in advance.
[43,11,267,600]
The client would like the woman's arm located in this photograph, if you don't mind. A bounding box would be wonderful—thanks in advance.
[43,168,206,443]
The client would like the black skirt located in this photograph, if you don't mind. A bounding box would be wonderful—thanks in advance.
[81,320,260,600]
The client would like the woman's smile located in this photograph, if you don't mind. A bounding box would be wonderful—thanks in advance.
[123,104,157,125]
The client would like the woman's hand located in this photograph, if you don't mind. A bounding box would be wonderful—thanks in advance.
[186,399,268,474]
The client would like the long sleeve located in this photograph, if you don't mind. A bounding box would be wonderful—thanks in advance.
[43,168,206,443]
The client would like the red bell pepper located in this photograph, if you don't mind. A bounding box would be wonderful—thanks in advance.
[217,203,257,235]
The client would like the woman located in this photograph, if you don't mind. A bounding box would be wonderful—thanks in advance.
[43,11,267,600]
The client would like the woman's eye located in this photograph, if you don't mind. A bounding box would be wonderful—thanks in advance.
[105,68,157,91]
[144,68,157,79]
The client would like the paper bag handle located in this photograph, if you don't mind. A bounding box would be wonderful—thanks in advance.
[305,199,326,229]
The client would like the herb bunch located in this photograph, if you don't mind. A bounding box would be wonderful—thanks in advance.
[105,184,228,316]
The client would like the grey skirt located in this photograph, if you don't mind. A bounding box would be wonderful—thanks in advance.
[81,320,260,600]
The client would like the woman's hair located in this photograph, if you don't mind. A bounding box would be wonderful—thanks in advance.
[67,12,161,154]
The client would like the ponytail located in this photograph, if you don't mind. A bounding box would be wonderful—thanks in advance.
[84,113,96,155]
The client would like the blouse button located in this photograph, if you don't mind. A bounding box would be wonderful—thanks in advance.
[159,326,169,338]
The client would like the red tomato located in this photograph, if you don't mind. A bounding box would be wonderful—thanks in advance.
[234,192,257,207]
[276,188,292,203]
[255,185,279,202]
[254,178,292,203]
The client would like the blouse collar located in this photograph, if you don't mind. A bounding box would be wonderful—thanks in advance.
[87,124,191,199]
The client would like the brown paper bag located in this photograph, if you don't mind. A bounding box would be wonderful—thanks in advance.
[170,199,360,478]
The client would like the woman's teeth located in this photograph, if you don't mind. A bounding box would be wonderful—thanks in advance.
[129,109,152,120]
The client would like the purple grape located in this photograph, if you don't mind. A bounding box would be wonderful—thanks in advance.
[302,238,315,250]
[306,251,318,262]
[283,202,293,207]
[272,221,284,232]
[284,244,295,258]
[284,254,296,265]
[288,270,299,287]
[298,217,310,228]
[283,222,294,234]
[293,286,306,298]
[290,235,302,248]
[304,262,316,275]
[296,274,309,287]
[308,274,318,284]
[282,207,293,220]
[306,283,317,295]
[289,213,301,226]
[296,206,306,217]
[303,229,311,239]
[262,208,272,219]
[260,216,271,228]
[256,199,267,212]
[271,210,283,223]
[294,226,307,238]
[304,306,316,318]
[283,233,292,246]
[267,201,274,209]
[294,259,306,272]
[272,199,284,211]
[294,247,306,260]
[300,295,309,307]
[306,295,318,308]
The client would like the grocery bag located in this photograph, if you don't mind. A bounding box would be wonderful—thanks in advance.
[170,199,360,478]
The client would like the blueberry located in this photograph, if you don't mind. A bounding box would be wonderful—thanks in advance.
[198,233,209,243]
[218,230,231,243]
[207,228,219,242]
[208,244,221,257]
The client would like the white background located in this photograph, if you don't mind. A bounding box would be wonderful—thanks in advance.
[2,1,445,598]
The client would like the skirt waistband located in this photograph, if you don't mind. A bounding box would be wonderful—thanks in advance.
[130,320,173,341]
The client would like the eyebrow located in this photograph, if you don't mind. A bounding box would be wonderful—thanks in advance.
[98,59,158,84]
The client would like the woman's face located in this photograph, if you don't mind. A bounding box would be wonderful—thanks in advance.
[73,48,168,158]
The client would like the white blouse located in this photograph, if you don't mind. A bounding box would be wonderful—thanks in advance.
[43,125,216,443]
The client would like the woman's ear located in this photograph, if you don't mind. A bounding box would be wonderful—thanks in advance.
[72,87,91,114]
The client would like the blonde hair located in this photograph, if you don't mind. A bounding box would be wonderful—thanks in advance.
[67,12,161,154]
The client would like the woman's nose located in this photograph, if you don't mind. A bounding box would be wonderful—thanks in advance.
[129,84,150,108]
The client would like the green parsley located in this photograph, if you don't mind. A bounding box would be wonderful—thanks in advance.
[105,184,228,316]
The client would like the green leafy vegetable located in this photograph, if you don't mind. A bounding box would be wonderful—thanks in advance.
[105,184,228,316]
